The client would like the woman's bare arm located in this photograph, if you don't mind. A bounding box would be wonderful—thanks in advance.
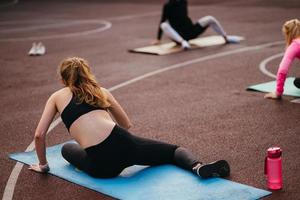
[102,88,132,130]
[29,93,58,173]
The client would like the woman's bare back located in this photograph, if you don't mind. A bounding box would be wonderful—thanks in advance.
[54,87,116,148]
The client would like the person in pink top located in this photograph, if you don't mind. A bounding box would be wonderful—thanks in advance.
[265,19,300,99]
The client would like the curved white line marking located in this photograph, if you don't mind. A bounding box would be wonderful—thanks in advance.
[0,9,160,42]
[107,11,159,21]
[0,20,112,42]
[0,19,71,25]
[259,52,284,79]
[2,40,284,200]
[0,0,18,8]
[0,21,91,33]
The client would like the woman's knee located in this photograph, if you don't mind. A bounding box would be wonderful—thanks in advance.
[204,15,216,21]
[199,15,216,26]
[160,22,170,30]
[61,143,78,160]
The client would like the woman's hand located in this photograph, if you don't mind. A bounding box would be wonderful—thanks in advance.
[29,163,50,173]
[264,92,281,100]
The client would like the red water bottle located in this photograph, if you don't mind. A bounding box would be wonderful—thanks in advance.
[264,147,283,190]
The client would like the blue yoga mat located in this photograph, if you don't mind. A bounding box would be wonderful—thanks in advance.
[10,142,271,200]
[247,77,300,97]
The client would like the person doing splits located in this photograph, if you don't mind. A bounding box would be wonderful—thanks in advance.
[153,0,230,49]
[29,57,230,179]
[265,19,300,99]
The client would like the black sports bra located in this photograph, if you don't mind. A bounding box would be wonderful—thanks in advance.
[61,95,107,131]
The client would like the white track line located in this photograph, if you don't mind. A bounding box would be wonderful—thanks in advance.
[0,19,71,25]
[0,9,160,42]
[107,11,159,21]
[3,40,284,200]
[0,20,111,42]
[0,10,160,42]
[259,52,284,79]
[0,21,92,34]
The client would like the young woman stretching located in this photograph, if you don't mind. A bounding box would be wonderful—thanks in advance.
[29,57,230,179]
[153,0,230,49]
[265,19,300,99]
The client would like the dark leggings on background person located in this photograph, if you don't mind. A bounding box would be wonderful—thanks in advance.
[294,77,300,88]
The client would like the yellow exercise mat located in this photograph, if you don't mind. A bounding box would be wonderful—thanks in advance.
[129,35,244,55]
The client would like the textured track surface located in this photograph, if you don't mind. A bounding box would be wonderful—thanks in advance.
[1,0,300,199]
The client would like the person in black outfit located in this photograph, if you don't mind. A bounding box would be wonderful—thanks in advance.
[29,57,230,180]
[153,0,229,49]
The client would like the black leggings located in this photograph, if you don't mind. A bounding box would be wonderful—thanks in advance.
[294,77,300,89]
[61,125,199,178]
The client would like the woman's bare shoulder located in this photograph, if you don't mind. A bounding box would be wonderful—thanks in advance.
[100,87,111,96]
[100,87,108,91]
[50,87,71,100]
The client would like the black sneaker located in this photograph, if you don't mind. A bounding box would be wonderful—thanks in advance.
[196,160,230,178]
